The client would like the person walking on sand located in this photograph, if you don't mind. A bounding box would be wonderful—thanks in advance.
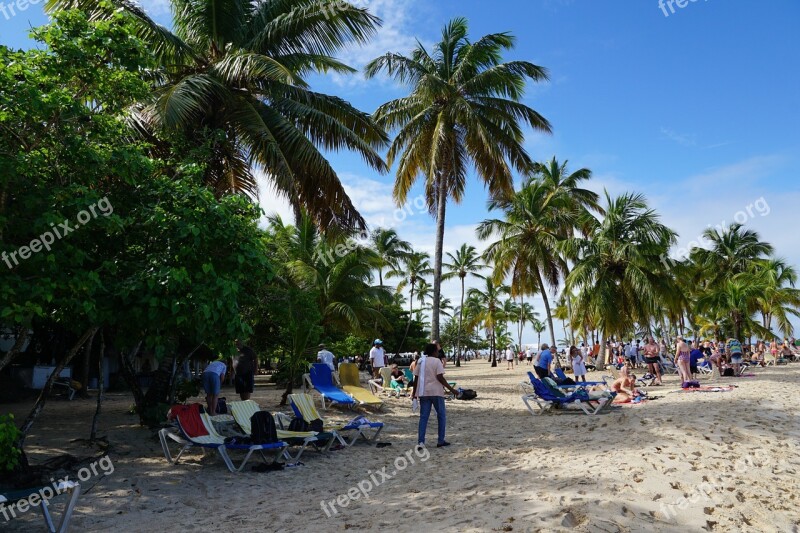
[505,345,515,370]
[643,337,663,385]
[413,343,459,448]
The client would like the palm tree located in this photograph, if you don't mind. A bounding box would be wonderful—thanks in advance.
[512,301,537,357]
[49,0,389,231]
[696,274,771,340]
[443,244,486,366]
[690,224,774,288]
[366,17,552,340]
[370,228,412,288]
[531,157,602,230]
[553,296,570,346]
[531,318,545,349]
[465,279,509,367]
[478,179,576,354]
[563,192,678,369]
[387,251,433,352]
[750,258,800,336]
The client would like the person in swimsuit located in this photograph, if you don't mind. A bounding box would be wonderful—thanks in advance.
[643,337,662,385]
[674,336,692,383]
[611,366,642,403]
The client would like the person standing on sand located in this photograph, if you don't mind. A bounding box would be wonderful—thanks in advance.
[234,340,258,401]
[316,343,336,371]
[505,345,514,370]
[370,339,385,379]
[534,344,553,379]
[727,337,744,376]
[571,346,587,383]
[202,359,227,414]
[674,336,691,383]
[643,337,662,385]
[413,343,458,448]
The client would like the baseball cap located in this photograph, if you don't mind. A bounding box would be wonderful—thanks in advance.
[374,339,383,345]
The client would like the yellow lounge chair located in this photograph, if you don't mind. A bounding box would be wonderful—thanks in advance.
[289,393,384,447]
[337,363,385,408]
[228,400,337,462]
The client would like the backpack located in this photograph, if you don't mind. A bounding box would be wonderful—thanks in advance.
[216,397,228,414]
[250,410,278,444]
[288,417,324,433]
[457,388,478,400]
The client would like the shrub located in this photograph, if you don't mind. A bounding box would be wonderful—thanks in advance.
[0,414,21,472]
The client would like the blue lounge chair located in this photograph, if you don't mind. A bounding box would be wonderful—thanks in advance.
[522,372,614,416]
[305,363,356,409]
[290,393,384,447]
[553,368,608,388]
[1,481,80,533]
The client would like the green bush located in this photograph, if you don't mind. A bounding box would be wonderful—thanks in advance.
[0,414,21,472]
[175,378,202,403]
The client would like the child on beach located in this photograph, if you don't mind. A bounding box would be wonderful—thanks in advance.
[570,346,587,382]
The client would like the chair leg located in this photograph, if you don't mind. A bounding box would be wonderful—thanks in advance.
[40,498,56,533]
[216,447,237,473]
[55,484,81,533]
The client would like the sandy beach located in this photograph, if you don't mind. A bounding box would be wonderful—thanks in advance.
[5,361,800,533]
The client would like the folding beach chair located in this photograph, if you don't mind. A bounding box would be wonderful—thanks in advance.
[0,481,81,533]
[228,400,337,462]
[338,363,385,407]
[659,355,679,375]
[158,405,287,473]
[289,393,384,447]
[303,363,356,410]
[521,372,614,416]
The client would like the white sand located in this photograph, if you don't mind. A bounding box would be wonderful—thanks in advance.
[6,361,800,532]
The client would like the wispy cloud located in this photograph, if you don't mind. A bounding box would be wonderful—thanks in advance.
[134,0,172,17]
[331,0,423,86]
[660,127,697,147]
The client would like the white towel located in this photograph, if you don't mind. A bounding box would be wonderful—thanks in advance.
[416,356,427,397]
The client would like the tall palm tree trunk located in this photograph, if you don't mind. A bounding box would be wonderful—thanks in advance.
[431,175,447,340]
[536,270,559,364]
[398,284,416,353]
[455,277,465,367]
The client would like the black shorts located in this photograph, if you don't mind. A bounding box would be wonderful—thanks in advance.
[690,366,698,374]
[234,372,254,394]
[645,356,659,364]
[534,366,549,379]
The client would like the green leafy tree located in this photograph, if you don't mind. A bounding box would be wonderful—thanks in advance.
[366,17,552,340]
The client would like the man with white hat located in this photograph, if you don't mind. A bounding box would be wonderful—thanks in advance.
[369,339,386,379]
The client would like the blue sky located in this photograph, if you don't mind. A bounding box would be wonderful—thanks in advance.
[4,0,799,343]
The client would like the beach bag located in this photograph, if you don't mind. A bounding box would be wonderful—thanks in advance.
[456,388,478,400]
[681,381,701,389]
[722,368,735,377]
[250,410,278,444]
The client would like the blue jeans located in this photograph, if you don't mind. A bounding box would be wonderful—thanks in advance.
[418,396,446,445]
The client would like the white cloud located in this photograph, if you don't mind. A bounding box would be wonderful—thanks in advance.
[330,0,423,86]
[660,127,697,147]
[134,0,172,17]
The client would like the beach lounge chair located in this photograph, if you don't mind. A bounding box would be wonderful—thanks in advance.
[303,363,356,410]
[659,355,679,375]
[553,367,608,388]
[521,372,614,416]
[0,481,80,533]
[369,367,402,398]
[289,393,384,446]
[228,400,337,462]
[338,363,385,407]
[158,405,287,473]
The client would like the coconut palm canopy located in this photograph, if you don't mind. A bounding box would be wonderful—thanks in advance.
[365,17,552,339]
[45,0,390,231]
